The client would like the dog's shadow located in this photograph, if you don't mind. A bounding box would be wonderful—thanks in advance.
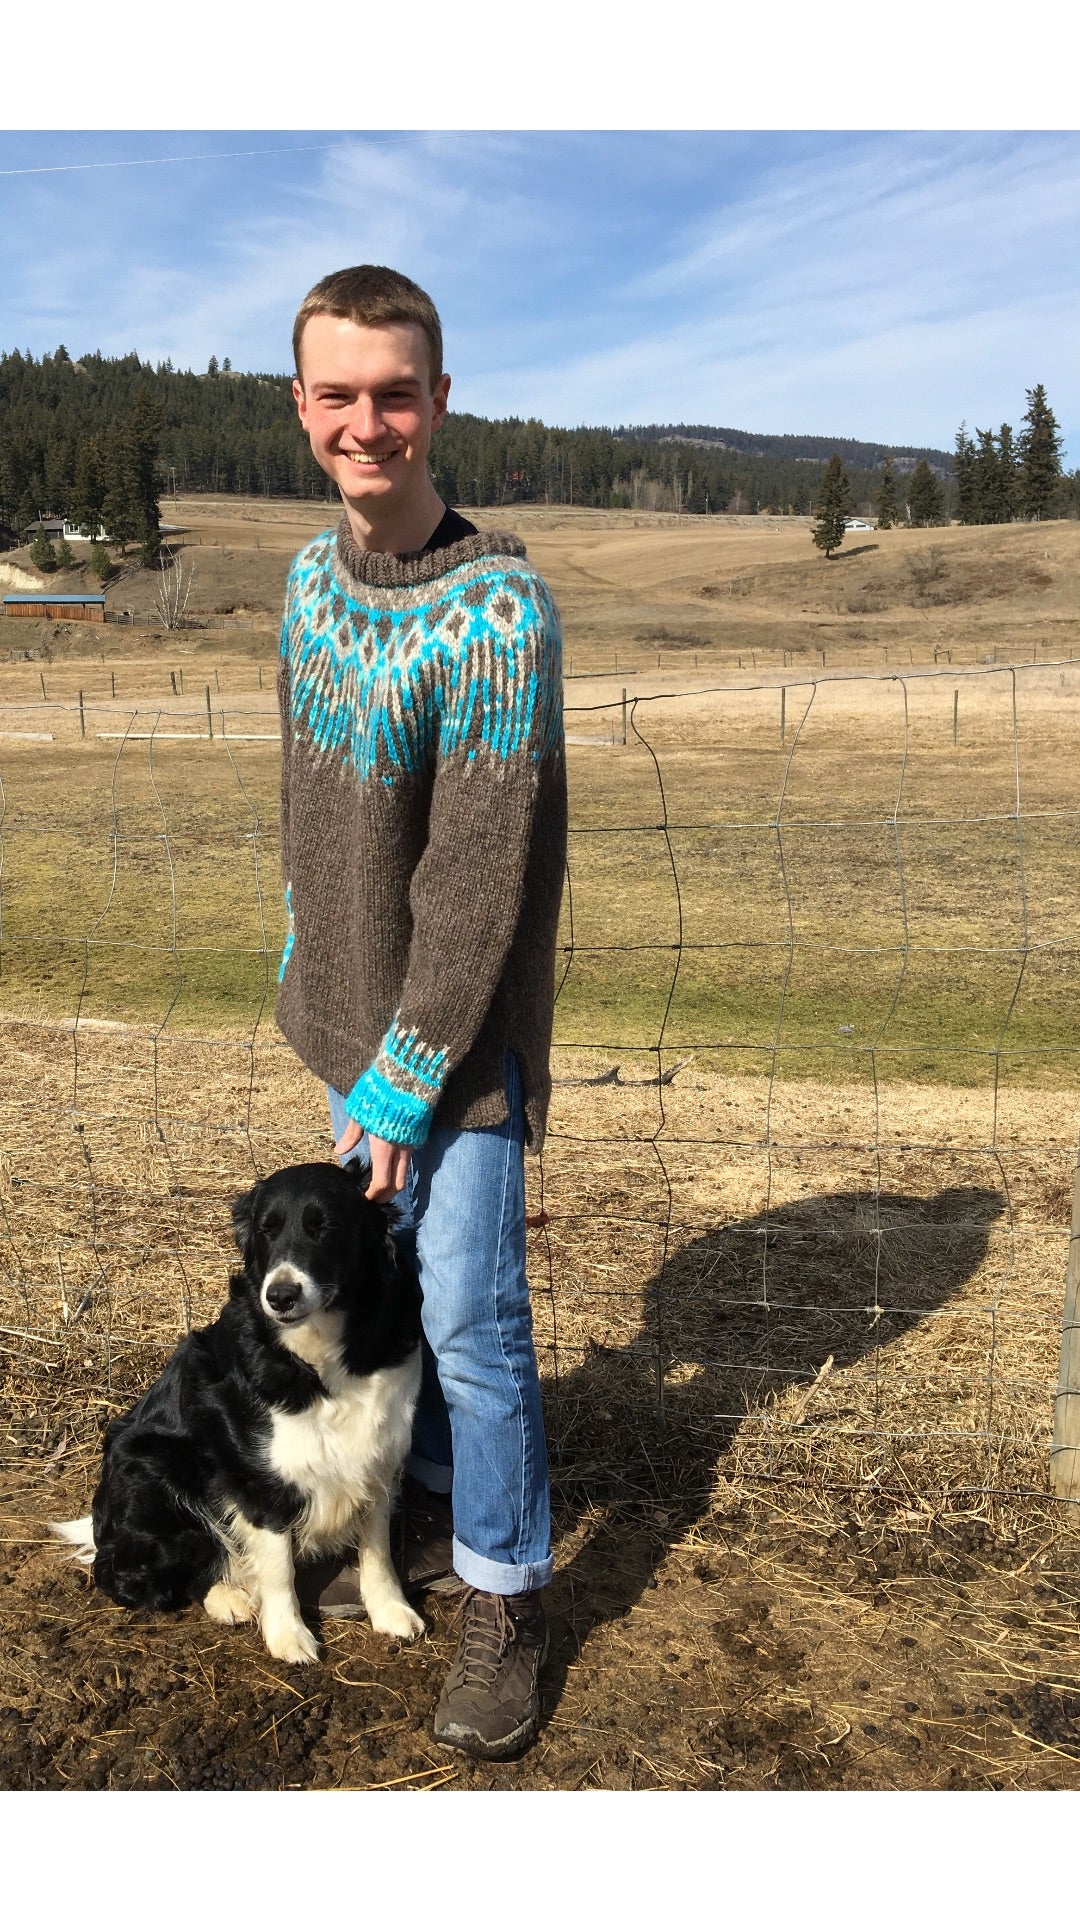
[538,1183,1005,1687]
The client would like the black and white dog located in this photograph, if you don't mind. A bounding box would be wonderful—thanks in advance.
[52,1161,425,1664]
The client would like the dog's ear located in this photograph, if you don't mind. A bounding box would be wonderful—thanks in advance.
[342,1156,373,1195]
[230,1183,261,1262]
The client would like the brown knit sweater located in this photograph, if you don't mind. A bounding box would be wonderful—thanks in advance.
[275,517,567,1149]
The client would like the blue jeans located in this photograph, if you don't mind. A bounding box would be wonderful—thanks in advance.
[327,1053,552,1595]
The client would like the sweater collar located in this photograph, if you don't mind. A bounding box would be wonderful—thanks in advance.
[334,514,527,589]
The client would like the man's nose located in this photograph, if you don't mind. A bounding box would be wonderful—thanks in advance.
[346,397,384,442]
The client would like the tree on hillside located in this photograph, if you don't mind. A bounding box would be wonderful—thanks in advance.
[89,540,116,584]
[29,524,57,572]
[906,460,947,527]
[953,424,978,524]
[1019,384,1063,519]
[54,536,75,570]
[874,455,899,529]
[811,454,851,558]
[972,429,1000,523]
[71,433,105,539]
[129,386,163,564]
[994,422,1019,523]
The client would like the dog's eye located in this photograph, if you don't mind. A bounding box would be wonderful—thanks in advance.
[257,1210,284,1240]
[302,1206,330,1240]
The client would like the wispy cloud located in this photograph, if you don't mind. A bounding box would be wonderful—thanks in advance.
[1,131,1077,459]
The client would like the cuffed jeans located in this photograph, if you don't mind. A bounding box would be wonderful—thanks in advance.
[327,1053,552,1596]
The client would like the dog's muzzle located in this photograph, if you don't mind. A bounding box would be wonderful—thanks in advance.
[262,1264,312,1324]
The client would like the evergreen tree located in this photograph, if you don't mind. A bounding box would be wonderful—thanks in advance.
[874,455,898,529]
[906,460,947,527]
[811,454,851,558]
[1019,384,1063,519]
[207,355,219,378]
[129,386,163,564]
[973,429,999,523]
[994,422,1018,523]
[953,423,978,524]
[89,540,116,584]
[29,524,57,571]
[100,424,140,551]
[71,433,105,537]
[54,536,75,570]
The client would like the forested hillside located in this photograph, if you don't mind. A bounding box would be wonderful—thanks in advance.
[0,346,958,530]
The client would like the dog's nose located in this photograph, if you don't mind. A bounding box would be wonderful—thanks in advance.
[266,1278,303,1314]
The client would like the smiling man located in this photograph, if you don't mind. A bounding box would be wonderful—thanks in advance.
[275,266,567,1759]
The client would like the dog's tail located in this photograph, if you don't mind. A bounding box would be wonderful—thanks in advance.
[49,1515,96,1565]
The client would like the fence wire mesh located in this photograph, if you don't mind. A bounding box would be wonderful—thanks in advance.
[0,656,1076,1507]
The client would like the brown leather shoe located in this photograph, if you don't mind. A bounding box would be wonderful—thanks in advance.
[433,1586,549,1760]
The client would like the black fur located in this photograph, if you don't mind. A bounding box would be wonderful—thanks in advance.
[85,1161,421,1615]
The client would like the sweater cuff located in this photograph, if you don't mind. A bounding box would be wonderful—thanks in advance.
[343,1021,449,1148]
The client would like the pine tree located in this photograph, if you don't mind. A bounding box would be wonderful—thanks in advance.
[100,424,140,552]
[129,386,163,564]
[90,540,116,584]
[995,422,1018,523]
[71,434,105,538]
[973,429,999,523]
[812,454,851,558]
[874,455,898,529]
[1019,384,1063,519]
[54,536,75,570]
[29,524,57,572]
[906,461,947,527]
[953,424,978,524]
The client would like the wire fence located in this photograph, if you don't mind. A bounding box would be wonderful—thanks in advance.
[0,657,1076,1507]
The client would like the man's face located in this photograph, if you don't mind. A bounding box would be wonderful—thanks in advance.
[293,315,450,520]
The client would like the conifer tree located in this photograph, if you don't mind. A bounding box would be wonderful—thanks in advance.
[129,386,163,564]
[812,454,851,558]
[906,461,947,527]
[71,434,105,539]
[54,536,75,570]
[1019,384,1063,519]
[953,424,978,524]
[973,429,999,523]
[29,524,57,572]
[874,455,898,529]
[995,422,1018,523]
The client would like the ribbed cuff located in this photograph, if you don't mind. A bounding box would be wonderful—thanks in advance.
[343,1019,449,1148]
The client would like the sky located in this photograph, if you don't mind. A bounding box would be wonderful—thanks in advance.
[2,121,1079,464]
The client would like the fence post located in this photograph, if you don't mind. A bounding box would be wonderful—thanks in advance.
[1050,1161,1080,1508]
[205,686,213,739]
[621,688,627,746]
[953,688,959,748]
[110,670,116,699]
[780,684,786,745]
[39,671,46,700]
[78,689,85,739]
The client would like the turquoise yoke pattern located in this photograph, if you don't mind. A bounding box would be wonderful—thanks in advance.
[280,529,564,1148]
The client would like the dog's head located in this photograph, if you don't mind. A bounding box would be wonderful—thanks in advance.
[231,1160,396,1335]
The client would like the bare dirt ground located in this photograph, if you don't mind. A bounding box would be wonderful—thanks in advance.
[2,499,1079,1792]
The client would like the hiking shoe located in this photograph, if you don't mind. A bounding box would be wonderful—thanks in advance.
[295,1477,459,1619]
[433,1586,549,1760]
[392,1478,460,1597]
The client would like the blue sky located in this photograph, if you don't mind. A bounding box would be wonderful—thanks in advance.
[2,129,1078,464]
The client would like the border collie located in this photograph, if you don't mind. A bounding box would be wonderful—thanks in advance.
[52,1161,425,1664]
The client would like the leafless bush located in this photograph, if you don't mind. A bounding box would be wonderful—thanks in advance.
[156,549,197,630]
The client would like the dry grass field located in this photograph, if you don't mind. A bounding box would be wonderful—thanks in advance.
[1,503,1079,1791]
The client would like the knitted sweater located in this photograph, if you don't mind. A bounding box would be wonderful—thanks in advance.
[275,516,567,1151]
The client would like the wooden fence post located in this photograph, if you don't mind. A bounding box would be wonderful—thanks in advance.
[205,686,213,739]
[78,689,85,739]
[1050,1160,1080,1507]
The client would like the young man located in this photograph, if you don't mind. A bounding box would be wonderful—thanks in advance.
[276,266,567,1759]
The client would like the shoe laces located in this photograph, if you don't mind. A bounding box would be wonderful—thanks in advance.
[456,1591,517,1687]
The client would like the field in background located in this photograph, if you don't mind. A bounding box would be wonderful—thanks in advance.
[1,503,1079,1791]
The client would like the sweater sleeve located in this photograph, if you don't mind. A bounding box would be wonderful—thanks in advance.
[276,611,295,985]
[342,581,563,1146]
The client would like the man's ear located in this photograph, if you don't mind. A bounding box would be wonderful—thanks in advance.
[292,377,310,434]
[230,1183,260,1261]
[430,373,451,433]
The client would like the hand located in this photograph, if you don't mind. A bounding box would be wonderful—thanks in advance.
[334,1116,365,1159]
[363,1134,412,1203]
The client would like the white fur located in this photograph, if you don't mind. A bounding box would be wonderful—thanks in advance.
[49,1515,96,1565]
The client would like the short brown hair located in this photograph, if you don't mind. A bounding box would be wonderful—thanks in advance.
[292,265,444,387]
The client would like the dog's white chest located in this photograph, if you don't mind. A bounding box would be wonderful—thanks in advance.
[266,1350,421,1554]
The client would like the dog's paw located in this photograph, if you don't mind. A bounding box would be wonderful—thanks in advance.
[368,1597,426,1641]
[261,1613,321,1665]
[203,1581,256,1627]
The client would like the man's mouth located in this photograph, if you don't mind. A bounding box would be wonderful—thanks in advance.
[345,450,395,465]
